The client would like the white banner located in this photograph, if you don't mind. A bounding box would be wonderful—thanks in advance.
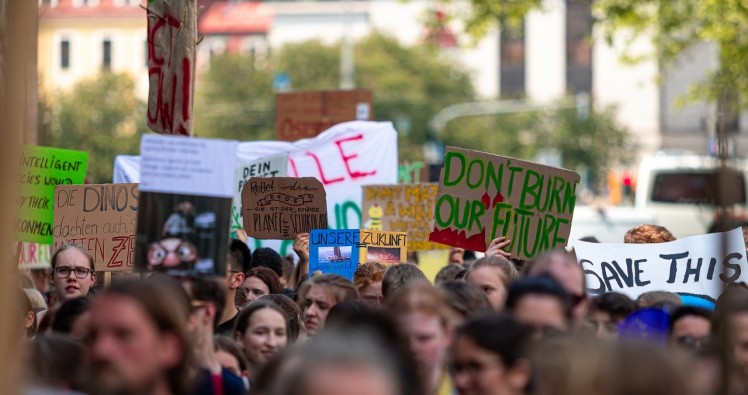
[576,227,748,301]
[140,135,238,198]
[233,152,289,229]
[114,121,398,255]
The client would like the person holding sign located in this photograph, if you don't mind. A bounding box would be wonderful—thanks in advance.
[49,244,96,306]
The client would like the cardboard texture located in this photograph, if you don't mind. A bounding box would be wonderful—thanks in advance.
[362,184,447,251]
[275,89,373,141]
[359,230,408,263]
[429,147,581,260]
[576,228,748,301]
[17,145,89,244]
[242,177,328,240]
[146,0,197,135]
[309,229,361,280]
[53,183,139,272]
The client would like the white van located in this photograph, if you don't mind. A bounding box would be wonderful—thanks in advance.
[635,152,748,237]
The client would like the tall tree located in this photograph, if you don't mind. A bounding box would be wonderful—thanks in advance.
[38,72,147,183]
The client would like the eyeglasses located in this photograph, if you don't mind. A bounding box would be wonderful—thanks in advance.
[53,267,93,279]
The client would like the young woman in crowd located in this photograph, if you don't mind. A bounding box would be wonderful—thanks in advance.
[240,267,284,307]
[353,262,387,308]
[465,256,519,310]
[234,299,292,381]
[260,293,304,342]
[387,282,458,395]
[298,274,359,336]
[450,314,532,395]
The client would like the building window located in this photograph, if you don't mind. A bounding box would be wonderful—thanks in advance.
[566,0,593,94]
[499,21,526,97]
[60,39,70,70]
[73,0,100,7]
[114,0,139,6]
[39,0,59,7]
[102,39,112,70]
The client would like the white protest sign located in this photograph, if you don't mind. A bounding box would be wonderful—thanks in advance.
[140,135,238,198]
[576,227,748,301]
[233,153,289,227]
[115,121,398,255]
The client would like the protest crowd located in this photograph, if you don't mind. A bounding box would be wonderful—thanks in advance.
[10,219,748,395]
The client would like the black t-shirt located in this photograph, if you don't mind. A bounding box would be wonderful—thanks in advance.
[216,313,239,337]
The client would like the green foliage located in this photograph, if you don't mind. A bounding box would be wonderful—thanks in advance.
[442,104,633,191]
[195,33,476,159]
[194,54,275,140]
[38,72,147,183]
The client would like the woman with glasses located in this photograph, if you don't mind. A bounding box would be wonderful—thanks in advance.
[48,244,96,306]
[449,314,531,395]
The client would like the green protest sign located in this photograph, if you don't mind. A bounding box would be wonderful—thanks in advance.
[429,147,580,261]
[17,146,88,244]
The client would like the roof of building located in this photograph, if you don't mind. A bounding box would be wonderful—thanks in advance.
[199,2,272,35]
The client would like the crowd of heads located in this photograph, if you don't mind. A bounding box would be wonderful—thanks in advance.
[13,224,748,395]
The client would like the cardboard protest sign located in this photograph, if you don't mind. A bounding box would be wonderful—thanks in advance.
[429,147,580,260]
[362,184,447,251]
[146,0,197,135]
[275,90,373,141]
[53,184,138,272]
[232,153,289,236]
[309,229,407,279]
[576,228,748,301]
[242,177,327,240]
[309,229,361,279]
[359,230,408,263]
[113,121,399,256]
[15,242,52,269]
[17,146,88,244]
[135,135,237,276]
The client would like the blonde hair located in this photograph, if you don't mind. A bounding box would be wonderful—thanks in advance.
[51,243,94,271]
[23,288,47,311]
[386,282,458,329]
[299,274,359,306]
[467,256,519,286]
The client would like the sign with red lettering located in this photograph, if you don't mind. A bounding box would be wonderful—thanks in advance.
[242,177,327,240]
[276,89,373,141]
[146,0,197,135]
[15,242,52,269]
[113,121,399,254]
[429,147,580,260]
[53,184,138,272]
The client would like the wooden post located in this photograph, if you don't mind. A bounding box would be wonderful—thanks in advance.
[103,271,112,287]
[0,0,38,391]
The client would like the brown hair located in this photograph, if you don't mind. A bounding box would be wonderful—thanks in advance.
[95,279,196,395]
[235,299,292,342]
[624,224,676,244]
[50,243,94,271]
[260,294,303,342]
[353,262,386,293]
[386,282,458,329]
[246,267,284,294]
[214,336,249,373]
[299,274,359,307]
[381,264,428,299]
[467,256,519,286]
